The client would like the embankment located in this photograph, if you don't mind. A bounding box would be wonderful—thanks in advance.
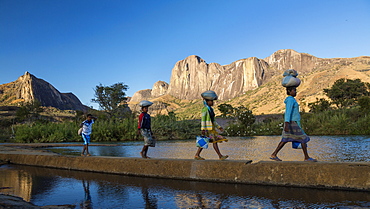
[0,150,368,191]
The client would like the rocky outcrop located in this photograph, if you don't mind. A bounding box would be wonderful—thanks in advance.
[264,49,319,74]
[0,72,86,111]
[166,55,270,100]
[0,194,75,209]
[130,89,152,102]
[151,81,169,98]
[130,81,169,102]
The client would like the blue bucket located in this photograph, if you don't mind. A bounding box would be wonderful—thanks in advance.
[292,141,302,149]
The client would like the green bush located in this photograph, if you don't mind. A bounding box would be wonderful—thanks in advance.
[12,111,200,143]
[152,112,199,140]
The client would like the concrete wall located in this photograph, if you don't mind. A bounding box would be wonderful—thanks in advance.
[0,153,369,191]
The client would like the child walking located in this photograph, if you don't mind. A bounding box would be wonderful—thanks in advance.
[195,90,228,160]
[138,100,155,159]
[80,114,97,156]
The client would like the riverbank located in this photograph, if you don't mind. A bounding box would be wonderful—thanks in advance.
[0,194,75,209]
[0,144,369,192]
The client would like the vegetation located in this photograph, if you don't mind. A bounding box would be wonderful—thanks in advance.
[3,78,370,143]
[323,78,370,108]
[10,111,199,143]
[91,82,129,114]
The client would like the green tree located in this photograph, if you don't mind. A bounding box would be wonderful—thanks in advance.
[358,96,370,112]
[218,104,234,117]
[234,106,255,127]
[308,98,332,113]
[323,78,370,108]
[16,100,43,121]
[91,82,128,113]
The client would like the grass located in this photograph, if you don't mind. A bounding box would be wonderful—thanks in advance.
[4,105,370,143]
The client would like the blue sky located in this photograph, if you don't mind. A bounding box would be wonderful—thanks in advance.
[1,0,369,109]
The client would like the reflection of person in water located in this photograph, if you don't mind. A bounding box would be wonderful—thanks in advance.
[141,187,157,209]
[81,179,92,209]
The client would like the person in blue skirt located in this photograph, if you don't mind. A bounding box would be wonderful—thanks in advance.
[270,86,317,162]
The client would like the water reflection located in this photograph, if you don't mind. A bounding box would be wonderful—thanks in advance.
[0,165,369,208]
[81,180,92,209]
[44,136,370,162]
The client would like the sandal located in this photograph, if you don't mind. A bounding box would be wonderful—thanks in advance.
[219,155,229,160]
[304,157,317,162]
[270,156,282,161]
[194,156,205,160]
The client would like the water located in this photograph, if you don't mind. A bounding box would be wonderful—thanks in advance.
[45,136,370,162]
[1,136,369,208]
[0,164,369,208]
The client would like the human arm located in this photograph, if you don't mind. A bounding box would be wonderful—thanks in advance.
[138,113,144,130]
[284,97,294,132]
[213,120,223,132]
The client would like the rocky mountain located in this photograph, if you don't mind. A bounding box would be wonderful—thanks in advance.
[131,81,169,102]
[0,72,87,111]
[129,49,370,116]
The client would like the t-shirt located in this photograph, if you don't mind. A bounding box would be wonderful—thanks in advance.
[81,119,94,135]
[138,112,151,130]
[284,96,301,123]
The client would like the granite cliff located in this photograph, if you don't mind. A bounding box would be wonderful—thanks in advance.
[0,72,86,111]
[129,49,370,116]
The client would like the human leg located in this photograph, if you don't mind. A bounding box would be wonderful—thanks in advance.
[81,145,86,156]
[213,142,222,157]
[81,134,88,156]
[141,145,149,158]
[194,147,204,160]
[213,143,228,160]
[270,141,287,161]
[82,134,91,156]
[301,143,317,162]
[85,144,90,156]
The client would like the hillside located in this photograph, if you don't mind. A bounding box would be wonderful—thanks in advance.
[129,49,370,117]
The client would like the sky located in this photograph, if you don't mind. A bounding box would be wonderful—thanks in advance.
[1,0,369,109]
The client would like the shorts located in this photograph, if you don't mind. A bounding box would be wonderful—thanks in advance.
[140,129,155,147]
[82,134,91,145]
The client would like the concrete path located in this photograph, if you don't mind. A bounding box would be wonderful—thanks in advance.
[0,144,369,191]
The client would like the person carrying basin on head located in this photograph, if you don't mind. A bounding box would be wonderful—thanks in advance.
[194,90,228,160]
[270,69,317,162]
[138,100,156,159]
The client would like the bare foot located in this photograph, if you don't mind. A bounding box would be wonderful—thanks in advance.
[140,152,146,158]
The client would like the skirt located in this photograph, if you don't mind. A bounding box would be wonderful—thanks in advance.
[281,121,310,144]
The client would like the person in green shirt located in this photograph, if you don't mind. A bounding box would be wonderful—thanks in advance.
[194,90,228,160]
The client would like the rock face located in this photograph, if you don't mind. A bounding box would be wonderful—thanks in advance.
[129,49,370,115]
[167,55,270,100]
[264,49,319,74]
[130,81,169,102]
[130,89,152,102]
[0,72,86,111]
[151,81,169,98]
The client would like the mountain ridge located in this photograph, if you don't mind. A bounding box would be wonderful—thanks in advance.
[0,72,87,111]
[129,49,370,116]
